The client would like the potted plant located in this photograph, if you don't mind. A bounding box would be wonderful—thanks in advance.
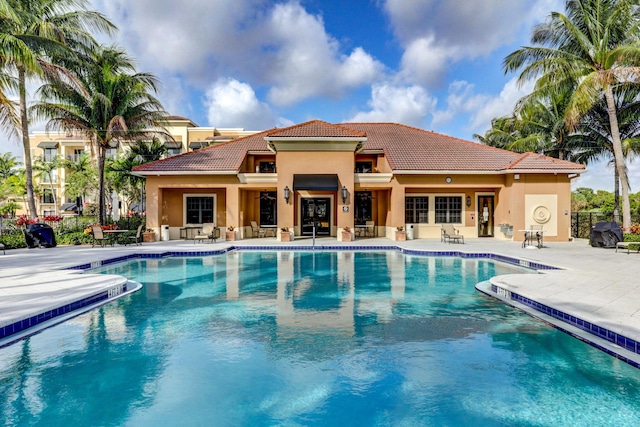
[278,226,291,242]
[143,228,156,242]
[395,226,406,241]
[226,225,236,241]
[341,226,352,242]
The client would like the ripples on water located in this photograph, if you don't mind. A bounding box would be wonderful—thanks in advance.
[1,251,640,426]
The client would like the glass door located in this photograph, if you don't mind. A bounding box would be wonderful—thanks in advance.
[477,196,494,237]
[301,198,331,236]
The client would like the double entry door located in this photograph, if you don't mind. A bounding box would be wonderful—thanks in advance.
[301,198,330,236]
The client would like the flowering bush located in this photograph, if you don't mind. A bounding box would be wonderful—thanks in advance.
[16,215,38,227]
[42,215,64,222]
[227,225,235,231]
[629,223,640,235]
[280,226,289,232]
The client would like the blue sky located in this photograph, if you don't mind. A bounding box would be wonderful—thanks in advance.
[1,0,627,191]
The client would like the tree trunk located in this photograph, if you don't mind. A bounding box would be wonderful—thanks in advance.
[97,142,106,225]
[604,86,631,232]
[614,167,620,223]
[18,67,38,219]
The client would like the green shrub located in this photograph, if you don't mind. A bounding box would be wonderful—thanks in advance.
[0,232,27,249]
[623,233,640,251]
[55,231,93,245]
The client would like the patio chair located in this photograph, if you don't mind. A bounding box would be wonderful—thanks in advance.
[441,224,464,244]
[365,221,376,238]
[250,221,265,238]
[193,223,219,244]
[91,225,110,248]
[127,224,143,246]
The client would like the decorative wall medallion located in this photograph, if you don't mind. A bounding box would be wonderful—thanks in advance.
[533,205,551,224]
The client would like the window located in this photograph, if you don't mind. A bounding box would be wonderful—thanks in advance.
[73,149,84,163]
[43,148,57,163]
[185,196,214,224]
[40,169,58,184]
[405,197,429,223]
[41,189,55,204]
[355,191,372,224]
[355,161,373,173]
[259,162,276,173]
[259,192,277,225]
[435,196,462,223]
[43,210,55,216]
[167,148,181,157]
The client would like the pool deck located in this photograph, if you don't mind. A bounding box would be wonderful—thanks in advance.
[1,236,640,365]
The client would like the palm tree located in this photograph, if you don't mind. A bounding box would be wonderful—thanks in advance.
[476,89,584,161]
[109,139,168,212]
[32,45,170,224]
[1,0,115,219]
[0,1,21,142]
[504,0,640,231]
[0,152,20,180]
[573,85,640,219]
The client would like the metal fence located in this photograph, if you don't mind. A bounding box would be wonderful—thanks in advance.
[0,215,146,235]
[571,212,640,239]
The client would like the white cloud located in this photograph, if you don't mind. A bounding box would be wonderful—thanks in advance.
[205,78,277,129]
[432,78,534,134]
[399,36,452,87]
[91,0,382,110]
[347,83,436,127]
[383,0,564,87]
[264,2,383,105]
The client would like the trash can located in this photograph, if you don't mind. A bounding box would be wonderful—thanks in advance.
[161,224,170,241]
[24,223,57,248]
[406,224,415,240]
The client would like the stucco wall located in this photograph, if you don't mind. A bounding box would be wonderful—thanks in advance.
[143,160,575,242]
[276,150,355,235]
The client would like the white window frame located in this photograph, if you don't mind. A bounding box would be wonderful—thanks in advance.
[183,193,217,226]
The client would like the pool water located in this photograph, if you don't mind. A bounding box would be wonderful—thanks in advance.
[2,251,640,426]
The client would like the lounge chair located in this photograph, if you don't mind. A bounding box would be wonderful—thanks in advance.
[616,240,640,253]
[250,221,265,238]
[193,223,219,243]
[127,224,143,246]
[91,225,110,247]
[441,224,464,244]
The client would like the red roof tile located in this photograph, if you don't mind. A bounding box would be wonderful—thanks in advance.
[267,120,366,138]
[133,121,585,174]
[133,129,274,173]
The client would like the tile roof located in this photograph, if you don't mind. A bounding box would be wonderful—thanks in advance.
[267,120,366,138]
[340,123,583,172]
[133,129,274,173]
[133,121,585,174]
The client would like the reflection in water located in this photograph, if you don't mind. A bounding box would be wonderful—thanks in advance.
[1,252,640,426]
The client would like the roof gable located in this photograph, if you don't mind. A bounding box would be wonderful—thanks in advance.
[266,120,366,138]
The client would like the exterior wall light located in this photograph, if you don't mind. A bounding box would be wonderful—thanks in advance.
[284,186,290,204]
[466,196,471,207]
[341,186,348,203]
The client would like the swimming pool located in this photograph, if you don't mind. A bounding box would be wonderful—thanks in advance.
[1,250,640,426]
